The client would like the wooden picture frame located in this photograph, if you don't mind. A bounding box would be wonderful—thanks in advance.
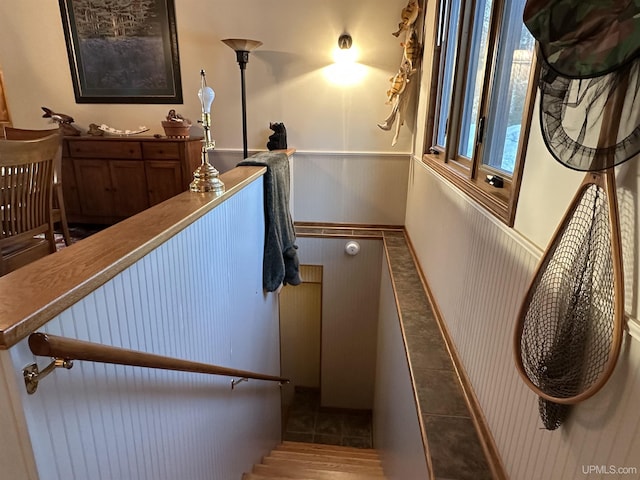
[0,71,12,136]
[59,0,183,104]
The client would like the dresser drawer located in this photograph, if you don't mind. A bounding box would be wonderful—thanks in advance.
[67,140,142,159]
[142,142,180,159]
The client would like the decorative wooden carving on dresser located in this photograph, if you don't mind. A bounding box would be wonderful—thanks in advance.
[62,136,202,224]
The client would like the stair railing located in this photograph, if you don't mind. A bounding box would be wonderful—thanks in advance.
[23,332,288,394]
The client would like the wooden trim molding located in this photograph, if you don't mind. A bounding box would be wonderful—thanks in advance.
[422,153,510,223]
[629,317,640,342]
[0,165,266,349]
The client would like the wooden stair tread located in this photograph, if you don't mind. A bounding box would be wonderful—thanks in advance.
[268,451,381,466]
[243,474,319,480]
[253,463,384,479]
[280,441,377,456]
[276,443,380,460]
[262,457,384,474]
[244,442,387,479]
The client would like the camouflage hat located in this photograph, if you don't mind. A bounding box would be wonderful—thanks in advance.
[524,0,640,78]
[524,0,640,171]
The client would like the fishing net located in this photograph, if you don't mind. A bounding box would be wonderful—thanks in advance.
[518,0,633,430]
[517,180,619,430]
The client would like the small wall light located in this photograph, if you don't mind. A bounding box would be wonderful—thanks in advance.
[338,33,352,50]
[332,32,358,65]
[325,32,366,85]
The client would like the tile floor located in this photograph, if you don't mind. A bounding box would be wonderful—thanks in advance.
[283,388,373,449]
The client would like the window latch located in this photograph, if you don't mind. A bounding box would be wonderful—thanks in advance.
[485,174,504,188]
[476,116,486,145]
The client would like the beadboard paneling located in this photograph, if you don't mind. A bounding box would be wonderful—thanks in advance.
[6,179,282,480]
[213,149,412,225]
[291,152,410,225]
[0,350,38,480]
[405,160,640,480]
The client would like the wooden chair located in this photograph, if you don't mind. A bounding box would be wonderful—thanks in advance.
[4,127,71,245]
[0,134,59,276]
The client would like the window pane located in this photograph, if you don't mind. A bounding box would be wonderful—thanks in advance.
[483,0,534,174]
[435,0,462,147]
[457,0,493,158]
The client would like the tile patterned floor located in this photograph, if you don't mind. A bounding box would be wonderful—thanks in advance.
[283,388,373,449]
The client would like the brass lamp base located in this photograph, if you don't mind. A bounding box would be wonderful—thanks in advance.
[190,162,225,194]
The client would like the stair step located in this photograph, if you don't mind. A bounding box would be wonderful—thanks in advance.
[277,442,380,460]
[242,474,318,480]
[262,456,384,475]
[268,450,381,467]
[252,463,384,479]
[244,442,387,479]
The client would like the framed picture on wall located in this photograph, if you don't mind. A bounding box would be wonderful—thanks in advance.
[59,0,183,104]
[0,71,12,136]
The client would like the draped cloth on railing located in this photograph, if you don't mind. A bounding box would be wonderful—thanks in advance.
[238,152,301,292]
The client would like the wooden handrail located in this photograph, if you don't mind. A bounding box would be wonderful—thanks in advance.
[28,332,288,386]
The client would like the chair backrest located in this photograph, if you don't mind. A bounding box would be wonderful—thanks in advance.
[3,126,60,140]
[0,134,59,245]
[4,127,63,183]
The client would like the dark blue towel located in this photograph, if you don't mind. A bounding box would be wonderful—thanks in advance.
[238,152,301,291]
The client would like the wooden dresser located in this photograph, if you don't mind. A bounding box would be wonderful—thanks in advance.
[62,136,203,224]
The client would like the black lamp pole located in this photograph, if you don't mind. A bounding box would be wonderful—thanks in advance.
[235,50,250,159]
[222,39,262,160]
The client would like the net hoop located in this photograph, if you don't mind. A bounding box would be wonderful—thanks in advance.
[513,170,624,405]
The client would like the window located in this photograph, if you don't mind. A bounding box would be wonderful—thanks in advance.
[424,0,537,225]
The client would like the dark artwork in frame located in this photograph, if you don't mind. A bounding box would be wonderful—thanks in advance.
[59,0,183,104]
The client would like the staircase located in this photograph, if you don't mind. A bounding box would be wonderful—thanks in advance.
[242,441,387,479]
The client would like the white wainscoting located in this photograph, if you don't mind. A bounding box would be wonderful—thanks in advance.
[289,152,410,225]
[5,179,282,480]
[211,149,410,225]
[373,254,430,479]
[405,159,640,479]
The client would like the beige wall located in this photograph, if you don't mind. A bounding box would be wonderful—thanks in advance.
[0,0,411,225]
[296,237,383,410]
[0,0,411,153]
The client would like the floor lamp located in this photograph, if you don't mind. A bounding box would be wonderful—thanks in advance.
[222,39,262,160]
